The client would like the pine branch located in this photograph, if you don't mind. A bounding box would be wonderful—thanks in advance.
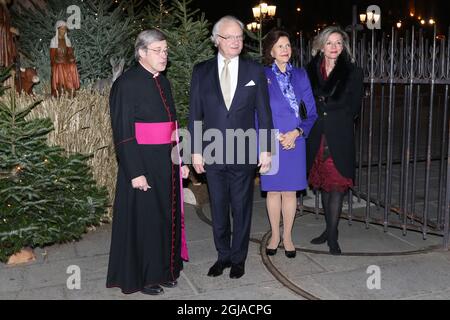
[162,0,214,127]
[0,89,107,262]
[12,0,137,86]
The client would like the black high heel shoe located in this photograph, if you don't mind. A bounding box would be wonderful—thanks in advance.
[265,240,281,256]
[283,241,297,258]
[284,249,296,258]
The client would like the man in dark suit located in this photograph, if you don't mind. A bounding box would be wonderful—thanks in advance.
[188,16,273,279]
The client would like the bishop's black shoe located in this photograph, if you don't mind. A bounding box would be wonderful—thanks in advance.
[229,263,245,279]
[141,285,164,295]
[207,260,232,277]
[160,280,178,288]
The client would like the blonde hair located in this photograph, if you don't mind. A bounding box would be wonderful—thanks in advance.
[311,26,354,61]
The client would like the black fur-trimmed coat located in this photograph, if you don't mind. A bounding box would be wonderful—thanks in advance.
[305,53,364,180]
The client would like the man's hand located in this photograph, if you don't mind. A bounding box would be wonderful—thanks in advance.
[131,175,150,191]
[181,165,190,179]
[258,152,272,174]
[192,153,205,174]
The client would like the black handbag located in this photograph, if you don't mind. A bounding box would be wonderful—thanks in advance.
[299,100,307,120]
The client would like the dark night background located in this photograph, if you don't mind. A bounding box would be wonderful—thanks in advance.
[188,0,448,36]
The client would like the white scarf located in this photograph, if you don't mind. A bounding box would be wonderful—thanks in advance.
[50,20,72,48]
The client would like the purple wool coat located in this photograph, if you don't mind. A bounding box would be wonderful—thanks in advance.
[260,66,318,191]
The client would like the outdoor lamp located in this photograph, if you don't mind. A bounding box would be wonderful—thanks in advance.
[252,7,261,19]
[359,13,367,23]
[267,5,276,17]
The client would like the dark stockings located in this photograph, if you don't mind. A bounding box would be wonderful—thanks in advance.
[322,191,345,250]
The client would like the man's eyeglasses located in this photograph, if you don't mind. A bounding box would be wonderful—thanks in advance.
[146,47,169,56]
[217,34,245,42]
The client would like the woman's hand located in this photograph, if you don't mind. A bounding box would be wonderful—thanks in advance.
[278,129,301,150]
[181,165,190,179]
[131,175,150,191]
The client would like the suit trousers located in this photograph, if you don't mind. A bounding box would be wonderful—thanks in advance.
[206,166,255,265]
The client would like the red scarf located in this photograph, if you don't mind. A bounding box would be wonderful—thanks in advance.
[320,57,328,80]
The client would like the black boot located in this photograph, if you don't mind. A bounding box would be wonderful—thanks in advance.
[310,230,328,244]
[326,191,345,255]
[329,242,342,255]
[310,191,330,245]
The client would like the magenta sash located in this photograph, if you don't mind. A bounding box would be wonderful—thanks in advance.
[135,122,176,144]
[134,121,189,261]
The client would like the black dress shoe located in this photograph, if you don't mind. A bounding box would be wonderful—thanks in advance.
[160,280,177,288]
[141,285,164,295]
[207,260,231,277]
[285,250,296,258]
[310,231,328,245]
[229,263,245,279]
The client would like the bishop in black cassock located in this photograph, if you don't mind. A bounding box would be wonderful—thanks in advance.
[106,29,188,295]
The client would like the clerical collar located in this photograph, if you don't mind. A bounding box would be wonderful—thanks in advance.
[138,61,159,78]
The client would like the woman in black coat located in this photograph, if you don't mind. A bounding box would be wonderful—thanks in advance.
[305,26,364,255]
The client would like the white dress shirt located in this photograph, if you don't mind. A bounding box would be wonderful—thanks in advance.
[218,53,239,109]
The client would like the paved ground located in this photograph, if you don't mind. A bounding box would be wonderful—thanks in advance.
[1,189,449,300]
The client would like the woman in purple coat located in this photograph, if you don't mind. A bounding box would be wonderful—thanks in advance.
[260,30,317,258]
